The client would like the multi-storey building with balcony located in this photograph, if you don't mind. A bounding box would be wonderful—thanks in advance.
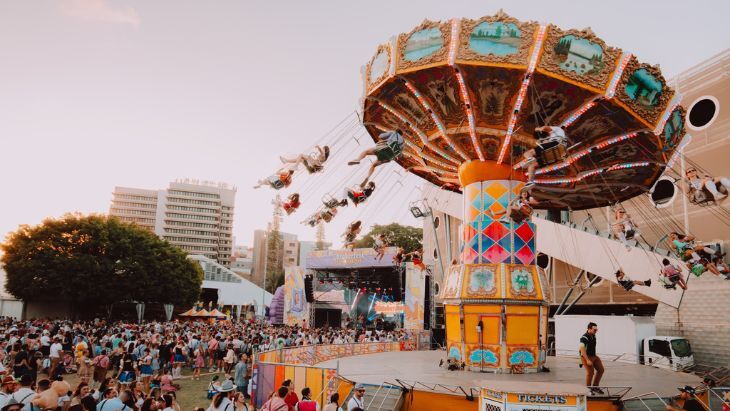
[109,179,236,267]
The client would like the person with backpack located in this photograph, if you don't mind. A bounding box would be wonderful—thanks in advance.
[260,387,288,411]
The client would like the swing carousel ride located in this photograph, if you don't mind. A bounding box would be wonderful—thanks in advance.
[358,11,686,372]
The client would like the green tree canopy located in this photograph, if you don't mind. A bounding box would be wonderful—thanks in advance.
[0,214,202,311]
[353,223,423,254]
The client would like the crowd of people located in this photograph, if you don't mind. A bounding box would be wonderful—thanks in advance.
[0,317,413,411]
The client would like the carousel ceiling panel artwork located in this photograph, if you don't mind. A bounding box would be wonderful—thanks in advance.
[361,11,686,209]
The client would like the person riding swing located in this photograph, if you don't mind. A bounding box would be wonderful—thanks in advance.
[520,125,568,188]
[348,129,404,187]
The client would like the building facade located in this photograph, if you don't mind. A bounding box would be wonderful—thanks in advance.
[251,229,300,287]
[110,179,236,266]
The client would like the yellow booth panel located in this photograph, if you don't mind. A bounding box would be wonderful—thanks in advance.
[444,304,460,314]
[505,305,539,314]
[506,315,538,345]
[445,312,462,342]
[463,305,501,314]
[464,313,501,344]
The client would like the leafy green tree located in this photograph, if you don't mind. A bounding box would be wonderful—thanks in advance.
[265,228,284,294]
[353,223,423,254]
[0,214,202,315]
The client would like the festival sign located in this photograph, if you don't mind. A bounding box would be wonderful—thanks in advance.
[404,264,425,329]
[283,266,308,326]
[374,301,405,316]
[306,247,400,269]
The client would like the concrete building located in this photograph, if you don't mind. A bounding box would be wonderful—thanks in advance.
[110,179,236,266]
[231,245,254,282]
[109,187,162,233]
[298,240,332,267]
[251,229,299,287]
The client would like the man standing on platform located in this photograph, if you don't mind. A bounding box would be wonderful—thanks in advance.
[580,322,604,394]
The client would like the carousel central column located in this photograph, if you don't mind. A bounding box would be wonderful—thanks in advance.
[441,160,547,373]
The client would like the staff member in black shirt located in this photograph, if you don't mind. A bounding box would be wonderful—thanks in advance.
[579,322,604,392]
[666,386,705,411]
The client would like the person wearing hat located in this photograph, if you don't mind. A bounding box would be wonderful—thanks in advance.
[0,376,17,409]
[208,380,247,411]
[347,384,365,411]
[1,399,22,411]
[10,375,34,407]
[666,386,705,411]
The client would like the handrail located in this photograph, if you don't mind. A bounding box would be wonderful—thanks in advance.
[392,378,480,399]
[257,338,419,365]
[622,392,670,411]
[376,385,395,411]
[553,349,692,371]
[708,387,729,409]
[366,384,386,409]
[586,386,632,399]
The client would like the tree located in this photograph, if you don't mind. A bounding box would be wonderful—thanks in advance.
[265,197,284,294]
[0,214,202,315]
[353,223,423,254]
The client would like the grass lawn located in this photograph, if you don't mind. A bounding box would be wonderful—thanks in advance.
[60,370,245,410]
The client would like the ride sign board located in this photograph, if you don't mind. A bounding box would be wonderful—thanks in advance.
[479,383,587,411]
[306,247,399,269]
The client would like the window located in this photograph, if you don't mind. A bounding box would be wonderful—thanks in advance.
[671,339,692,358]
[648,339,672,357]
[687,95,719,131]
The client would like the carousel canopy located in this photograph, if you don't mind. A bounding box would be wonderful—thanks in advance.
[361,10,685,210]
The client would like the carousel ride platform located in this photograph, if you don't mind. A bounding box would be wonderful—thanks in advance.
[318,350,700,399]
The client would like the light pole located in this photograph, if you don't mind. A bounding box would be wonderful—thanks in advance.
[261,232,268,317]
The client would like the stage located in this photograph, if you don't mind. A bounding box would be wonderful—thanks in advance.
[317,350,701,398]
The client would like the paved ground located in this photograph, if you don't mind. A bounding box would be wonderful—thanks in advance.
[318,350,701,398]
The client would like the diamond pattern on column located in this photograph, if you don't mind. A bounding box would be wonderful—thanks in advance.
[483,244,509,263]
[484,221,509,242]
[484,181,508,201]
[497,234,513,254]
[515,244,535,265]
[462,247,478,264]
[515,222,535,243]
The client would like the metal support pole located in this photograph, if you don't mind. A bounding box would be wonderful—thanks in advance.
[425,201,446,281]
[444,214,453,268]
[555,270,584,315]
[559,275,601,315]
[680,151,690,233]
[261,233,268,317]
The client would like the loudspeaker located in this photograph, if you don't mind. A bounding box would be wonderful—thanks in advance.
[304,275,314,303]
[536,253,549,269]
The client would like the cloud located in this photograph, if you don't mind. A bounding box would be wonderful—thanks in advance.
[60,0,141,27]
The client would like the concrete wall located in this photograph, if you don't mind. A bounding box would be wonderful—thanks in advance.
[655,273,730,367]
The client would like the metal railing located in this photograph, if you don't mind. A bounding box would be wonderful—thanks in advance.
[587,386,632,399]
[553,349,693,372]
[389,378,480,400]
[622,392,670,411]
[364,383,403,411]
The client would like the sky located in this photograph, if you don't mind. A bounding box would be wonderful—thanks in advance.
[0,0,728,248]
